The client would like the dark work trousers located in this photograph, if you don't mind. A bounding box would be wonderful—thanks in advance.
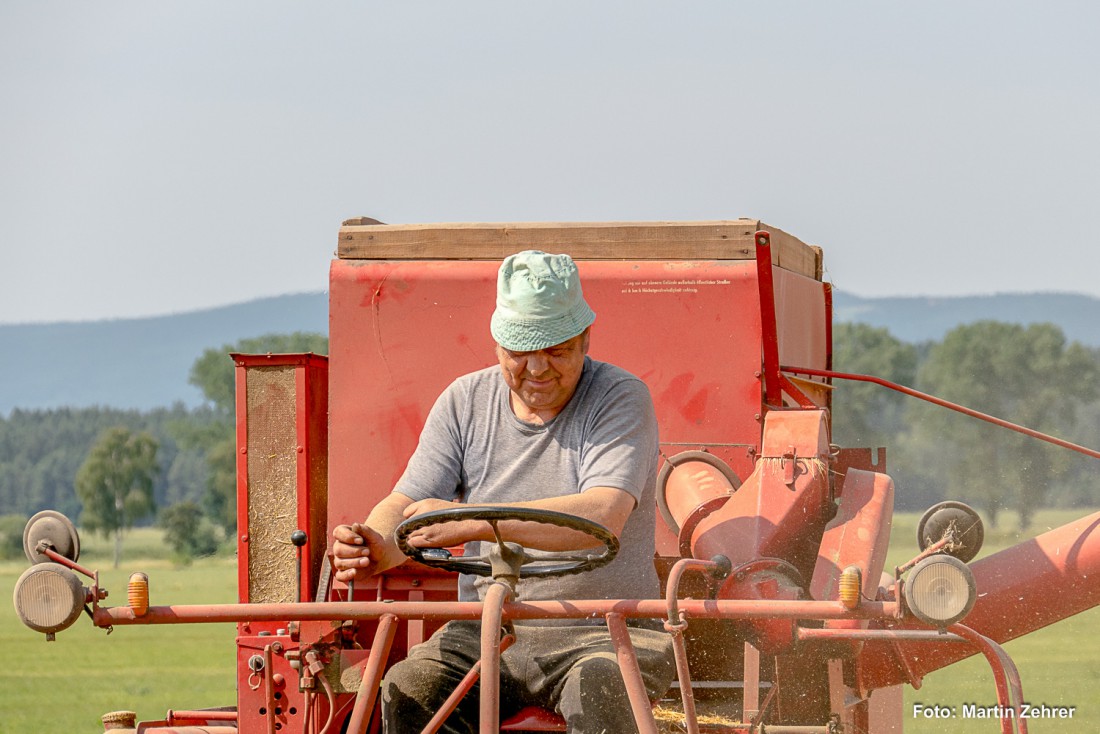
[381,619,676,734]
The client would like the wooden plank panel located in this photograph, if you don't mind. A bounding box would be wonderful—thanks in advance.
[336,219,822,280]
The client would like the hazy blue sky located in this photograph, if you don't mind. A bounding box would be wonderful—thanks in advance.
[2,2,1097,324]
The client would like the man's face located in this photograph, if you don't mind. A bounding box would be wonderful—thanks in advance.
[496,329,590,419]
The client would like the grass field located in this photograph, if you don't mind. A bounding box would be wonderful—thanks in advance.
[0,529,238,734]
[2,512,1099,733]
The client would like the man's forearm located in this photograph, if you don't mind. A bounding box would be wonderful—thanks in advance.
[403,487,635,552]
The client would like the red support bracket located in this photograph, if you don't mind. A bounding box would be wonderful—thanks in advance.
[755,231,783,408]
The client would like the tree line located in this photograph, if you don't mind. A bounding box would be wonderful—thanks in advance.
[3,322,1100,563]
[0,332,327,563]
[831,321,1100,527]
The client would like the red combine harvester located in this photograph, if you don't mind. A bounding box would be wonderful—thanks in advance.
[13,219,1100,733]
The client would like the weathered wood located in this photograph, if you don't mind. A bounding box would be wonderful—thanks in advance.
[337,219,822,279]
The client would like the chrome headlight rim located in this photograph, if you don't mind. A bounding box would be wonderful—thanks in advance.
[903,553,977,628]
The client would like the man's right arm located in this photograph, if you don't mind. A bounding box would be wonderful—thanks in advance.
[332,492,417,583]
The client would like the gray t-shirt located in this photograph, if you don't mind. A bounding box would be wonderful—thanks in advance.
[394,357,660,607]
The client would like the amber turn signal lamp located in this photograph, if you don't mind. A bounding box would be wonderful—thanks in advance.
[839,565,862,609]
[128,572,149,617]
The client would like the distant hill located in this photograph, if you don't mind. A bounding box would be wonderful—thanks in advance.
[831,291,1100,347]
[0,293,328,414]
[2,290,1099,414]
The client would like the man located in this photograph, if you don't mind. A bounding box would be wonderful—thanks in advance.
[332,250,674,733]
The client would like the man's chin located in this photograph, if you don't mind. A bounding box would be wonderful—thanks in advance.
[520,390,561,408]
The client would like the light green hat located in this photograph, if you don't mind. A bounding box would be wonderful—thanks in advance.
[490,250,596,352]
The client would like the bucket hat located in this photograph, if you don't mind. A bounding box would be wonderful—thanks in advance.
[490,250,596,352]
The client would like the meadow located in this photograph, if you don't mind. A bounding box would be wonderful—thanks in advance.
[0,529,238,734]
[1,511,1098,733]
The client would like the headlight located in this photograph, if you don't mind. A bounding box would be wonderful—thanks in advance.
[904,554,976,628]
[916,501,984,563]
[12,562,87,638]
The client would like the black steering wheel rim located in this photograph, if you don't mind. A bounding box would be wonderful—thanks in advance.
[394,506,619,578]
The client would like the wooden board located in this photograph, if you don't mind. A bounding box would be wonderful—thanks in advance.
[337,218,823,280]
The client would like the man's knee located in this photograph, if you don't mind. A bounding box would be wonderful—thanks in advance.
[560,653,631,705]
[382,656,444,719]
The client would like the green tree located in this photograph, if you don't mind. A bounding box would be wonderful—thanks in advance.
[159,501,220,561]
[0,404,219,520]
[1049,397,1100,508]
[912,322,1100,529]
[0,514,28,561]
[75,427,159,567]
[831,323,919,447]
[187,332,328,532]
[830,324,942,511]
[203,438,239,532]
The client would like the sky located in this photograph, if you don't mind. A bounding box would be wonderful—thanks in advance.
[2,2,1098,325]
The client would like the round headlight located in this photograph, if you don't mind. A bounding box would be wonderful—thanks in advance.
[904,554,976,628]
[12,562,87,637]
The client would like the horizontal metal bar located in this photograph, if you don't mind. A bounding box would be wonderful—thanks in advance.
[94,599,899,627]
[796,628,968,643]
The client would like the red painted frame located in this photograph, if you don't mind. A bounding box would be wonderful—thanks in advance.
[232,353,329,608]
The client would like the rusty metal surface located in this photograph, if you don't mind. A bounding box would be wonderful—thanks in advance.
[346,613,398,734]
[607,612,661,734]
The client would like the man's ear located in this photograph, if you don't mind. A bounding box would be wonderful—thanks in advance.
[581,327,592,353]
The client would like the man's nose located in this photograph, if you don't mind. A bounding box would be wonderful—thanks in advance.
[526,352,550,375]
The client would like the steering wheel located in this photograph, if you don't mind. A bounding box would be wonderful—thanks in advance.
[394,506,619,579]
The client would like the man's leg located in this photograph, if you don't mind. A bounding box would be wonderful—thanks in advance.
[381,621,483,734]
[511,625,675,734]
[381,620,526,734]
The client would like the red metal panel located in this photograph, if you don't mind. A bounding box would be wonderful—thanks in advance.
[234,361,250,605]
[755,233,783,408]
[296,355,330,602]
[235,635,303,734]
[328,259,497,530]
[328,258,768,534]
[689,410,833,567]
[773,268,828,380]
[810,468,894,609]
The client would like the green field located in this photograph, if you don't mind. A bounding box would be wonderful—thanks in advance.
[2,513,1098,733]
[0,529,238,734]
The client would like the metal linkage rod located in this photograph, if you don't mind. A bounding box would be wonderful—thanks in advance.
[782,365,1100,460]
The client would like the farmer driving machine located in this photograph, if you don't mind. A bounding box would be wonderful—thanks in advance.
[14,219,1100,733]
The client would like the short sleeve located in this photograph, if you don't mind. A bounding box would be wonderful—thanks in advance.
[576,377,658,503]
[392,381,466,502]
